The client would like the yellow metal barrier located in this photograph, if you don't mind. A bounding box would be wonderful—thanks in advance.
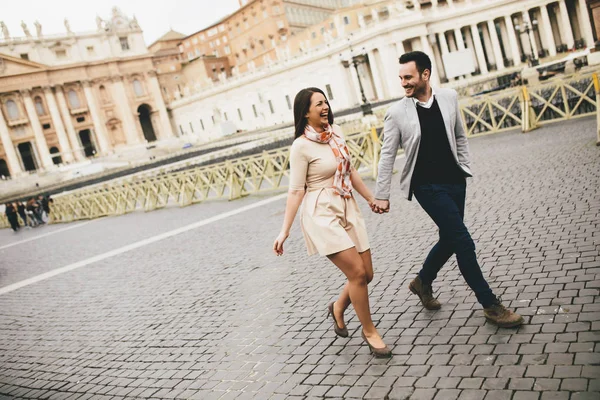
[527,73,597,126]
[45,129,380,224]
[2,71,598,229]
[459,87,523,136]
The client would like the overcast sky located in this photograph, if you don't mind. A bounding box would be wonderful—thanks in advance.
[1,0,241,45]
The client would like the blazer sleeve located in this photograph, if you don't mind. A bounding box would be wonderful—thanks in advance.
[453,91,471,169]
[375,108,402,200]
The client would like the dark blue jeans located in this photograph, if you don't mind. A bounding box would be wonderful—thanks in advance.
[413,183,497,308]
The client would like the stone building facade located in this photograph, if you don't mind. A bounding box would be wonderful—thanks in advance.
[167,0,596,140]
[0,8,174,178]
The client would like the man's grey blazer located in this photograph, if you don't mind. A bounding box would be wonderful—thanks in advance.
[374,87,473,201]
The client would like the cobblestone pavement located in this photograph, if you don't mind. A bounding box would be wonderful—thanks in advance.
[0,117,599,400]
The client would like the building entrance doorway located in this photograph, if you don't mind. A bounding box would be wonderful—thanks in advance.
[0,159,9,177]
[79,129,96,157]
[17,142,37,171]
[138,104,157,142]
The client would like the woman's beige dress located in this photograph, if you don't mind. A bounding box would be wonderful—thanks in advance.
[289,124,370,256]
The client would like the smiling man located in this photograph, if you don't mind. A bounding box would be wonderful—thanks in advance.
[371,51,523,328]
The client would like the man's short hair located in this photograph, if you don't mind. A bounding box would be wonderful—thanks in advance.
[399,51,432,75]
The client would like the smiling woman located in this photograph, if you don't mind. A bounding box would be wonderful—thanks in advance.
[272,86,392,359]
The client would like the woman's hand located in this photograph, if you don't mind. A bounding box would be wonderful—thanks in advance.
[273,231,289,256]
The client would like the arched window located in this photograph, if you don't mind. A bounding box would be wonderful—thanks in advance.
[67,90,80,108]
[133,79,144,97]
[34,96,46,116]
[6,100,19,120]
[99,85,110,104]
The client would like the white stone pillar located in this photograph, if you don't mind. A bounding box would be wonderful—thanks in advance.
[348,62,364,104]
[465,26,479,71]
[55,86,84,161]
[577,0,595,48]
[110,77,141,145]
[420,35,440,87]
[481,22,496,69]
[431,0,438,11]
[504,16,522,66]
[43,86,74,163]
[147,73,174,139]
[447,0,454,8]
[412,0,421,11]
[438,31,450,78]
[82,81,110,154]
[558,0,575,48]
[0,109,23,176]
[344,62,361,106]
[471,23,489,74]
[22,90,53,169]
[439,31,450,55]
[377,43,401,98]
[488,19,505,70]
[454,28,466,51]
[368,49,386,100]
[539,6,557,57]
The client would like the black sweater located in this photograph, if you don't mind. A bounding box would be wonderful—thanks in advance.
[411,99,466,186]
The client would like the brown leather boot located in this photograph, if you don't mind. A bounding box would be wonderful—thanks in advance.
[408,276,441,310]
[484,300,524,328]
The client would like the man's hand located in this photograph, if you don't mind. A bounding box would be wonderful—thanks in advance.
[370,199,390,214]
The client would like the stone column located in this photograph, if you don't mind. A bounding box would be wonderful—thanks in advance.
[438,31,450,78]
[504,16,522,66]
[431,0,438,11]
[539,6,557,57]
[412,0,421,11]
[481,23,496,69]
[147,72,174,139]
[465,26,479,71]
[488,19,505,70]
[43,86,74,163]
[439,31,450,55]
[577,0,595,47]
[447,0,454,7]
[55,86,84,161]
[368,49,386,100]
[0,109,23,176]
[22,90,53,169]
[454,28,466,51]
[82,81,110,154]
[420,35,441,87]
[377,43,401,98]
[559,0,575,48]
[471,23,489,74]
[348,62,364,105]
[110,77,141,145]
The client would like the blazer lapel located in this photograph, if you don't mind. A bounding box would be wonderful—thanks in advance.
[404,99,421,140]
[434,92,456,153]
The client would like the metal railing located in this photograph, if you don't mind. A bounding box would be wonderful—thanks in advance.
[1,72,598,229]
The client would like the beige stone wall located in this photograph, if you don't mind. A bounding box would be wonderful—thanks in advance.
[0,55,174,176]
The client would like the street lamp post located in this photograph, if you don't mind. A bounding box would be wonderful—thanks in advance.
[341,37,372,115]
[514,17,540,67]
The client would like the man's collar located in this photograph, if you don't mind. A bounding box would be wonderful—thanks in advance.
[412,87,435,108]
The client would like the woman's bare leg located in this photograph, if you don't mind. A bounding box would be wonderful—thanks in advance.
[328,248,384,348]
[333,249,374,329]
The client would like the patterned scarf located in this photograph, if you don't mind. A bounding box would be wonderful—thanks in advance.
[303,124,353,198]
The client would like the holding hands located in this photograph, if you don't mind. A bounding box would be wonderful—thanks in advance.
[369,198,390,214]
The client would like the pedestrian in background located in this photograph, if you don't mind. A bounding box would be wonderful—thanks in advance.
[5,202,19,232]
